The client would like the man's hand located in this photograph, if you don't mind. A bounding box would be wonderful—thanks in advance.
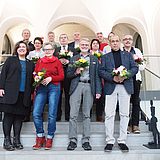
[113,76,120,83]
[118,76,126,83]
[59,58,69,65]
[0,89,5,97]
[75,67,84,75]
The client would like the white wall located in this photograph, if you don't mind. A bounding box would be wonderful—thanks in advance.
[0,0,160,89]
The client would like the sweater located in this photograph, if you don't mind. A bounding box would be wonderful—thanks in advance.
[34,56,64,85]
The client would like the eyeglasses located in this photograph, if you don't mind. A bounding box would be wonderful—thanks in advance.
[80,44,89,47]
[110,40,120,43]
[43,49,53,51]
[123,38,133,41]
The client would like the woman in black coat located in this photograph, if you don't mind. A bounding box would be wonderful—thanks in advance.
[0,41,34,151]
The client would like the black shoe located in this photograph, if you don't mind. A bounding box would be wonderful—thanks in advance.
[65,116,69,121]
[118,143,129,152]
[104,144,113,152]
[3,137,15,151]
[65,118,69,122]
[67,141,77,150]
[82,142,92,151]
[13,137,23,150]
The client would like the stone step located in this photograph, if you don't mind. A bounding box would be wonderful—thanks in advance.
[0,121,149,134]
[0,131,152,147]
[0,146,160,160]
[0,121,152,147]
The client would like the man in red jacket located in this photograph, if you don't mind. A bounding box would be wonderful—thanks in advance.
[96,32,108,51]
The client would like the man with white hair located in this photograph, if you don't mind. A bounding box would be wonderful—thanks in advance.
[22,28,35,52]
[67,38,101,151]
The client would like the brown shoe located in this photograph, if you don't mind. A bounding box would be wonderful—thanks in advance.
[133,126,140,134]
[127,126,132,134]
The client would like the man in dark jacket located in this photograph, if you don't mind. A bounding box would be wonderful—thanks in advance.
[99,35,138,152]
[22,28,35,52]
[54,33,78,121]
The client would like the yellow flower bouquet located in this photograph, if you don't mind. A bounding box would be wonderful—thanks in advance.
[72,58,89,68]
[93,52,102,59]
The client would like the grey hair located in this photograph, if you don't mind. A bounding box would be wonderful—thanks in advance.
[80,38,90,43]
[42,42,55,50]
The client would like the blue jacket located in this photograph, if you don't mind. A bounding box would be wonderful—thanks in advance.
[99,51,138,95]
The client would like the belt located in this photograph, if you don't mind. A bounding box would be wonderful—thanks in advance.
[79,80,91,83]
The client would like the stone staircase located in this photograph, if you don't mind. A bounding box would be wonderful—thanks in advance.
[0,121,159,160]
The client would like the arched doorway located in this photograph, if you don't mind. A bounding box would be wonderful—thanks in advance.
[112,23,143,52]
[2,34,11,55]
[52,23,96,42]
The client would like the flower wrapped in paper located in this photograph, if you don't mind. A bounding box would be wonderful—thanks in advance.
[59,50,73,59]
[112,65,130,79]
[33,69,46,87]
[31,56,40,63]
[71,58,89,68]
[133,54,145,65]
[69,58,89,73]
[93,51,102,59]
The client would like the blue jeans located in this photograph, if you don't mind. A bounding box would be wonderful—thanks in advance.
[33,83,60,138]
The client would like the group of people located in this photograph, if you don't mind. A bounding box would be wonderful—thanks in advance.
[0,28,145,152]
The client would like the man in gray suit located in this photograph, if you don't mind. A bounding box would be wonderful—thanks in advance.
[99,35,138,152]
[67,38,101,151]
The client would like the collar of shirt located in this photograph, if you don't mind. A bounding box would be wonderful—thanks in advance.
[80,52,90,58]
[61,45,68,51]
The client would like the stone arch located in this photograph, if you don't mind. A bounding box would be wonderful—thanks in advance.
[47,15,98,34]
[112,17,149,55]
[45,0,99,40]
[0,16,33,58]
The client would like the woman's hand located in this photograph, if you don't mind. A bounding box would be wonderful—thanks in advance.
[41,77,52,86]
[0,89,5,97]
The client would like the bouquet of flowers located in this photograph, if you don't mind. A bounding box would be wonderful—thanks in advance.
[71,58,89,68]
[112,65,130,78]
[59,50,73,59]
[33,69,46,87]
[133,54,144,65]
[31,56,40,64]
[69,58,89,73]
[93,51,102,59]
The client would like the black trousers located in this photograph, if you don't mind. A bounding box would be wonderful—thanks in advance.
[129,80,141,126]
[57,77,71,121]
[3,113,24,138]
[95,94,105,117]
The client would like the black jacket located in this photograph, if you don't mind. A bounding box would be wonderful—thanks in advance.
[0,56,34,106]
